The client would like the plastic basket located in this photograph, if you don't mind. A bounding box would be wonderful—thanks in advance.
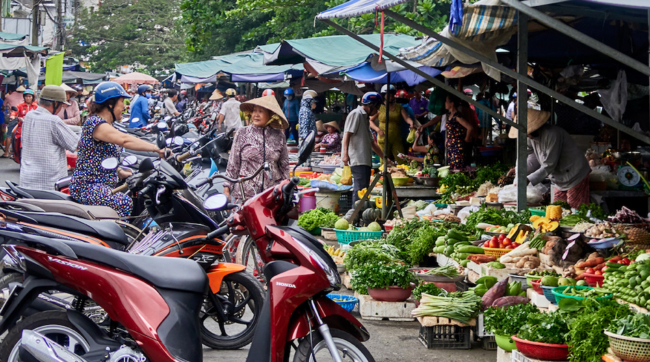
[309,227,321,236]
[482,336,497,350]
[418,324,471,350]
[512,336,569,361]
[338,191,353,215]
[531,278,544,295]
[529,207,546,217]
[483,247,511,258]
[326,294,358,312]
[477,313,493,337]
[605,331,650,362]
[541,285,557,305]
[583,273,605,287]
[335,229,383,244]
[525,274,543,288]
[384,225,394,233]
[551,285,612,302]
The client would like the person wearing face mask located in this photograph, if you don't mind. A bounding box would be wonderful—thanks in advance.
[369,85,415,164]
[282,88,300,142]
[223,95,289,201]
[56,84,82,130]
[129,85,152,128]
[70,82,167,217]
[298,90,318,145]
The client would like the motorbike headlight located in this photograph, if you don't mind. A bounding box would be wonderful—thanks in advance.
[294,238,341,288]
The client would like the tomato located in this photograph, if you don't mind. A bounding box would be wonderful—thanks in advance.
[602,266,609,272]
[506,244,516,249]
[491,236,498,243]
[504,237,512,244]
[595,270,603,275]
[586,268,596,274]
[502,238,511,246]
[621,258,631,265]
[498,234,506,241]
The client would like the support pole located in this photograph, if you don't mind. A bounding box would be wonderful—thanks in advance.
[516,13,529,211]
[383,73,390,219]
[501,0,650,78]
[381,9,650,145]
[31,2,38,46]
[648,10,649,137]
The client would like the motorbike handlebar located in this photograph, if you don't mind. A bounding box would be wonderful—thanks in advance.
[206,225,230,240]
[112,183,128,194]
[176,152,192,162]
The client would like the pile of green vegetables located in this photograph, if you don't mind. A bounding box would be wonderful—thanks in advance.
[297,208,339,231]
[385,219,451,265]
[469,276,497,296]
[413,283,445,301]
[438,164,509,203]
[343,240,403,272]
[601,259,650,308]
[465,205,531,230]
[350,263,415,295]
[559,203,608,226]
[484,303,539,338]
[411,291,482,323]
[422,265,458,277]
[432,228,483,267]
[518,310,570,345]
[609,313,650,339]
[556,286,611,298]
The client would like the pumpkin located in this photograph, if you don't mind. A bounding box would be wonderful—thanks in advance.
[507,224,521,239]
[362,208,380,222]
[529,215,541,223]
[546,205,563,220]
[533,217,550,229]
[532,217,559,233]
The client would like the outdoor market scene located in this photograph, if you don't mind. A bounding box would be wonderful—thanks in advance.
[0,0,650,361]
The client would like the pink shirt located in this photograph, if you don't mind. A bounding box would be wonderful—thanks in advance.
[4,91,24,110]
[56,100,81,126]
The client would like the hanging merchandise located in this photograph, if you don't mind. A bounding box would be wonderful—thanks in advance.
[598,70,627,122]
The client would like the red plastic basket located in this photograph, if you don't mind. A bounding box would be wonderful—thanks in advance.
[511,336,569,361]
[582,273,605,287]
[531,278,543,295]
[384,225,394,233]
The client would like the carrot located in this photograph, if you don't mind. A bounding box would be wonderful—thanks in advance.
[575,274,586,281]
[594,263,607,271]
[577,257,605,268]
[609,256,622,263]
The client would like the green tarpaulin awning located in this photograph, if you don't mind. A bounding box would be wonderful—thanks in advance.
[259,34,420,67]
[0,32,27,41]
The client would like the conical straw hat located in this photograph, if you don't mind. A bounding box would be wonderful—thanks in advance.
[240,95,288,129]
[209,90,223,100]
[508,109,551,138]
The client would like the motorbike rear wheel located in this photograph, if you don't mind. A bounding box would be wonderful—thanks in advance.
[0,310,91,362]
[200,270,264,349]
[292,329,375,362]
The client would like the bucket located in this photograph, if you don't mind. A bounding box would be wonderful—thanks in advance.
[299,192,316,212]
[316,192,342,214]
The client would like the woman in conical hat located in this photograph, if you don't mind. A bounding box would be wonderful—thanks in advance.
[222,95,289,201]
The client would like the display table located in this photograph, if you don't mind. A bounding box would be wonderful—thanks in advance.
[590,190,648,215]
[394,186,440,199]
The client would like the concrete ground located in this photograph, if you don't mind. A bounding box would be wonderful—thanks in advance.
[0,155,496,361]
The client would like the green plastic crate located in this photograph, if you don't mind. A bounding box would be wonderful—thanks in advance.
[335,229,383,244]
[529,207,546,217]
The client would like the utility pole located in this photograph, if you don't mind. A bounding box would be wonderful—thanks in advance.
[31,0,39,46]
[56,0,63,50]
[1,0,4,32]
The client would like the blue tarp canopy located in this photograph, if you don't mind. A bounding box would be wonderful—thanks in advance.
[341,62,444,85]
[316,0,408,19]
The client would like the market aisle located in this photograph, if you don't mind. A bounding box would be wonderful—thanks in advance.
[0,156,20,185]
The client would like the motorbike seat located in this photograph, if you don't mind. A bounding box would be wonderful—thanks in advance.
[64,241,208,293]
[6,181,73,201]
[17,199,120,220]
[15,211,129,246]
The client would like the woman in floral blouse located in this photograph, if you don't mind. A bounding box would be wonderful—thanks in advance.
[223,95,289,201]
[315,121,341,153]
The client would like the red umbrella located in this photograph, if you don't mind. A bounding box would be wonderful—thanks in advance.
[111,72,159,85]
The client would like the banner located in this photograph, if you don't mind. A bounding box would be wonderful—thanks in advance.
[45,53,64,86]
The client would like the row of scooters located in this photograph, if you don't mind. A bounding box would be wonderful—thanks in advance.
[0,131,376,362]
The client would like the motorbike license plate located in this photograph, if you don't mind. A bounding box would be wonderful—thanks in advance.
[0,284,23,316]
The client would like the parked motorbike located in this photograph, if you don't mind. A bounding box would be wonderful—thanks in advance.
[0,131,375,362]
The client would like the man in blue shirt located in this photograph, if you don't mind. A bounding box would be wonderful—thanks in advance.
[129,85,152,128]
[282,88,300,142]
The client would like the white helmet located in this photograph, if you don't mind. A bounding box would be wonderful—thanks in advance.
[380,84,396,94]
[303,90,317,99]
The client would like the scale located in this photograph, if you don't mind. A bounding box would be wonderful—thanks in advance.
[617,162,650,192]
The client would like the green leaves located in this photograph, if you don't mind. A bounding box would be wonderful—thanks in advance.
[350,263,415,294]
[518,311,570,345]
[483,303,538,337]
[609,313,650,339]
[343,240,402,272]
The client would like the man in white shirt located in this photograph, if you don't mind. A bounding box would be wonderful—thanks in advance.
[164,90,180,116]
[217,88,242,132]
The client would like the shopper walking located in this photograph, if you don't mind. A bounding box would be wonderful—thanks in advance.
[298,90,318,145]
[129,85,152,128]
[217,88,242,133]
[20,85,78,190]
[371,85,415,164]
[282,88,300,142]
[445,94,477,169]
[163,90,180,116]
[223,96,289,201]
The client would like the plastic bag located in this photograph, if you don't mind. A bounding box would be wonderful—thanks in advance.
[458,206,481,224]
[340,166,352,185]
[498,184,548,205]
[589,165,612,182]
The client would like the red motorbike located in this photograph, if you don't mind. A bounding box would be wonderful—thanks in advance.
[0,131,375,362]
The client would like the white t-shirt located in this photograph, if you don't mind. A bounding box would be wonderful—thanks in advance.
[219,98,242,131]
[164,97,177,116]
[440,114,447,132]
[343,106,372,167]
[506,101,516,121]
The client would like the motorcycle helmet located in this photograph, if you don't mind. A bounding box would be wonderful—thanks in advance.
[361,92,383,106]
[226,88,237,97]
[262,89,275,97]
[23,89,35,97]
[284,89,294,96]
[380,84,396,94]
[395,90,410,100]
[137,85,153,96]
[94,82,131,104]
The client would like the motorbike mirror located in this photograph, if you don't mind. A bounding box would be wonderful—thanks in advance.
[131,117,140,124]
[156,132,166,150]
[211,113,217,121]
[157,121,168,132]
[101,157,119,170]
[203,194,228,211]
[297,130,316,167]
[164,116,172,122]
[173,136,184,147]
[140,157,154,172]
[122,155,138,166]
[155,106,161,110]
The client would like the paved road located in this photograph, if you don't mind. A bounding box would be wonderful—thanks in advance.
[0,155,495,362]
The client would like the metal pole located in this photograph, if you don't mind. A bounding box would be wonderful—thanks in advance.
[320,19,520,132]
[501,0,650,78]
[31,2,38,46]
[56,0,62,50]
[648,10,649,139]
[516,13,529,212]
[383,73,390,219]
[381,9,650,145]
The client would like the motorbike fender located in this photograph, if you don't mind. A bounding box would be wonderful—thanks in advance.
[66,310,122,353]
[286,296,370,343]
[206,262,246,294]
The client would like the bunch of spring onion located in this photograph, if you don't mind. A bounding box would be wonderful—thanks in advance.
[425,265,459,277]
[411,292,482,323]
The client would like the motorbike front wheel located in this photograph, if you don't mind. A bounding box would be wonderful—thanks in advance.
[200,270,264,349]
[292,329,375,362]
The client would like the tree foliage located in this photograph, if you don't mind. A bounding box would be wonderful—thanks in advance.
[69,0,186,75]
[180,0,452,60]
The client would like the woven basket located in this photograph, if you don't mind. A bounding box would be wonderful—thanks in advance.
[483,247,511,258]
[605,331,650,362]
[622,227,650,245]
